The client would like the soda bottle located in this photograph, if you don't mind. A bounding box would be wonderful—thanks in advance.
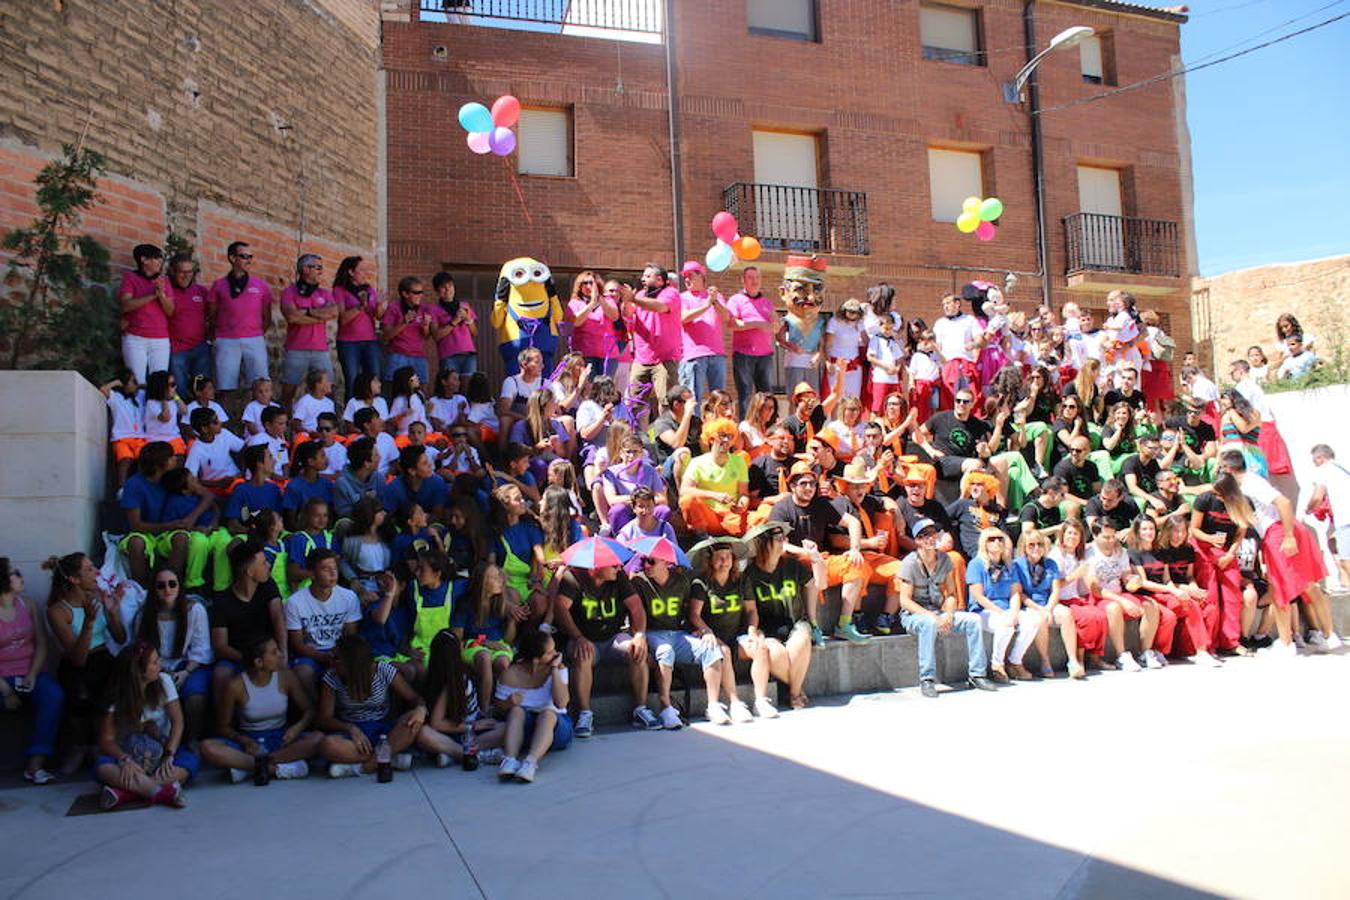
[461,730,479,771]
[375,733,392,783]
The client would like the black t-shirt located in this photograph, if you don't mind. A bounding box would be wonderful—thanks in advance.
[749,453,793,499]
[557,569,637,643]
[1049,417,1085,466]
[648,413,701,466]
[1157,543,1195,585]
[209,581,281,657]
[1119,454,1162,495]
[743,558,811,638]
[946,498,1006,559]
[1104,389,1148,416]
[693,573,745,645]
[1064,383,1103,422]
[926,411,992,459]
[1022,389,1059,424]
[898,496,955,540]
[1053,457,1099,499]
[631,569,693,632]
[783,407,827,454]
[1019,499,1063,531]
[1168,416,1216,456]
[768,495,841,549]
[1156,492,1188,518]
[1128,548,1169,594]
[1192,491,1238,544]
[1101,424,1137,457]
[1084,495,1141,531]
[828,493,887,538]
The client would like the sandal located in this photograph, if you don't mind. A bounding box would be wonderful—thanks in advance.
[789,692,809,709]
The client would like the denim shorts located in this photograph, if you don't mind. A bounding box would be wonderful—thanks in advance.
[522,709,573,751]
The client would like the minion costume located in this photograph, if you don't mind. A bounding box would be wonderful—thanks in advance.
[491,257,565,376]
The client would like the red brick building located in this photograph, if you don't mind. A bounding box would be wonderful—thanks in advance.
[393,0,1195,384]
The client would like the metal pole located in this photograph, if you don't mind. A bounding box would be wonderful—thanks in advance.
[1024,1,1053,310]
[663,0,685,267]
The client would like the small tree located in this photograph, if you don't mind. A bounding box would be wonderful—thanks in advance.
[0,142,116,380]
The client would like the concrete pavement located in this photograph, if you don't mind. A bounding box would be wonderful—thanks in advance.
[2,651,1348,900]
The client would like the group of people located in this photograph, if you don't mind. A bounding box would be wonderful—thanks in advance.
[2,245,1343,807]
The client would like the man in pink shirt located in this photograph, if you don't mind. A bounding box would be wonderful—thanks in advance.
[165,253,212,401]
[209,241,276,402]
[725,266,779,416]
[676,261,728,403]
[279,253,339,405]
[117,243,173,382]
[625,263,683,423]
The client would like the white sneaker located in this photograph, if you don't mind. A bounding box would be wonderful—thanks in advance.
[1144,650,1167,669]
[575,710,595,739]
[1263,640,1299,660]
[515,758,537,783]
[729,699,755,724]
[328,763,360,779]
[1294,632,1307,650]
[754,697,779,719]
[229,767,250,784]
[658,705,683,729]
[632,705,662,730]
[1307,631,1329,653]
[393,752,413,771]
[274,760,308,780]
[1193,650,1224,669]
[706,700,732,725]
[434,753,452,769]
[1326,633,1344,651]
[498,756,521,780]
[1118,653,1142,673]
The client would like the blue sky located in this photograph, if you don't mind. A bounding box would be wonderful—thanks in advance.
[1179,0,1350,275]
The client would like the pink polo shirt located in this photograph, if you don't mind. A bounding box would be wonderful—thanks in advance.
[435,304,476,357]
[166,282,210,351]
[118,271,170,339]
[631,285,682,366]
[282,284,336,351]
[382,301,434,357]
[209,275,274,340]
[568,298,613,358]
[726,291,775,356]
[680,290,724,360]
[335,286,382,343]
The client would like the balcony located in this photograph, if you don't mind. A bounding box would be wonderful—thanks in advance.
[1063,212,1183,295]
[722,183,870,256]
[418,0,663,40]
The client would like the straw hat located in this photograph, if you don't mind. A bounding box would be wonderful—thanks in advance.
[688,536,748,573]
[834,460,874,490]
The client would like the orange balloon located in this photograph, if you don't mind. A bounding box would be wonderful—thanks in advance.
[732,235,762,261]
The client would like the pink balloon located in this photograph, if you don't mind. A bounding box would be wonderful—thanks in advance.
[491,95,521,129]
[466,131,491,155]
[489,126,516,156]
[711,211,738,244]
[976,221,997,242]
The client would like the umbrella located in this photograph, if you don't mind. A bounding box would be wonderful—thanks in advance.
[626,535,690,568]
[560,536,635,570]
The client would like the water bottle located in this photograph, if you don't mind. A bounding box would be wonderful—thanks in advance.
[375,733,392,783]
[461,730,479,771]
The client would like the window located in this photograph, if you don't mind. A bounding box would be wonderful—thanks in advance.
[927,148,983,222]
[517,108,572,177]
[752,130,821,249]
[1079,33,1115,85]
[748,0,817,41]
[920,4,981,66]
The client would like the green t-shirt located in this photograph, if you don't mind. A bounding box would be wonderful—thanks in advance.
[685,451,748,498]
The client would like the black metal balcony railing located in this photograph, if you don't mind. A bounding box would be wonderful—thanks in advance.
[1064,212,1181,278]
[420,0,663,34]
[722,183,870,256]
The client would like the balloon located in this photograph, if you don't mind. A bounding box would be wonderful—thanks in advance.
[489,126,516,156]
[962,196,982,215]
[491,95,521,129]
[466,131,491,154]
[705,240,734,272]
[979,197,1004,221]
[732,235,761,261]
[956,212,981,234]
[711,211,739,244]
[458,102,494,134]
[976,221,997,242]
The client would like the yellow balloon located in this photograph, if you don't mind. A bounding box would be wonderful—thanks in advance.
[962,196,982,215]
[956,211,980,233]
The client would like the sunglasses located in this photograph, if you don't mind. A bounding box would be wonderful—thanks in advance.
[452,432,469,439]
[954,398,974,405]
[156,579,178,589]
[303,263,324,271]
[408,289,425,295]
[987,536,1005,543]
[771,534,787,543]
[234,252,254,260]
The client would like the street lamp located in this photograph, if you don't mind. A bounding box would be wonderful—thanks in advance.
[1003,26,1095,102]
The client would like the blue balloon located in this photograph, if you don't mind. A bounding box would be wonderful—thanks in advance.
[458,102,493,134]
[705,241,734,272]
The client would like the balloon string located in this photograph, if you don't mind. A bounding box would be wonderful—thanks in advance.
[503,157,533,225]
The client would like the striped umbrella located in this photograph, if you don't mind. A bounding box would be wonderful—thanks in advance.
[560,536,635,570]
[626,535,690,568]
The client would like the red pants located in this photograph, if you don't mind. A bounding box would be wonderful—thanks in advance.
[1062,597,1107,654]
[1257,420,1293,476]
[1095,592,1175,655]
[939,360,981,412]
[1192,541,1244,650]
[1154,591,1216,656]
[909,379,944,425]
[869,382,902,415]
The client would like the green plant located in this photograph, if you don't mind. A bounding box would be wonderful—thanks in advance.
[164,229,194,261]
[0,142,116,380]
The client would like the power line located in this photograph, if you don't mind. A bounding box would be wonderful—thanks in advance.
[1185,0,1345,67]
[1036,10,1350,115]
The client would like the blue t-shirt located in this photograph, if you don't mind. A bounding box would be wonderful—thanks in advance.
[407,579,453,611]
[451,601,506,643]
[224,481,284,521]
[391,527,440,563]
[966,557,1017,611]
[1013,556,1061,607]
[284,475,335,513]
[161,492,213,528]
[121,473,166,526]
[501,521,544,564]
[359,594,413,661]
[380,474,450,515]
[284,530,335,570]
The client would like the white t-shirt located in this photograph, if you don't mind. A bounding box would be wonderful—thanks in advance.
[500,373,543,406]
[867,334,905,385]
[1241,472,1282,539]
[143,399,182,442]
[440,444,482,476]
[1190,374,1220,404]
[182,400,228,426]
[284,585,362,652]
[321,441,348,477]
[1085,544,1131,593]
[467,401,499,429]
[428,395,467,430]
[1048,547,1086,600]
[863,309,903,339]
[825,317,864,360]
[185,430,244,480]
[342,396,390,425]
[246,432,289,478]
[242,400,270,434]
[1234,376,1274,422]
[1313,460,1350,524]
[389,394,428,436]
[107,391,145,441]
[909,350,940,382]
[933,314,982,363]
[292,394,336,433]
[371,432,400,477]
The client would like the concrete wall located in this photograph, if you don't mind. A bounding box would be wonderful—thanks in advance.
[0,371,107,597]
